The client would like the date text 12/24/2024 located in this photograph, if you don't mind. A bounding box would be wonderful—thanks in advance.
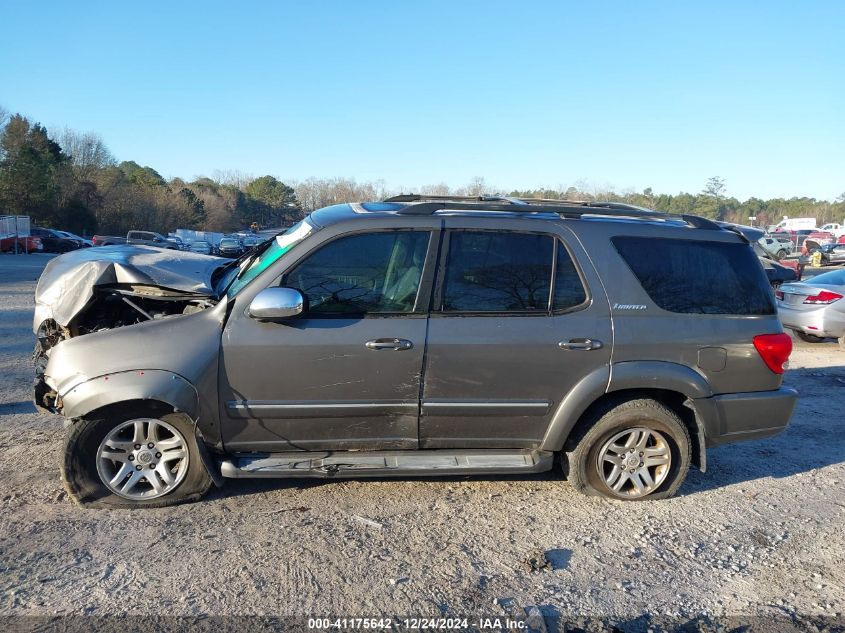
[308,618,529,630]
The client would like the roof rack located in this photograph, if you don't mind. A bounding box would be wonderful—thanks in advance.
[382,195,721,230]
[385,194,528,205]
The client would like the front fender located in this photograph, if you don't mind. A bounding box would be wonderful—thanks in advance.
[59,370,199,420]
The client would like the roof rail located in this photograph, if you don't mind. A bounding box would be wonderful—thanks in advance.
[382,195,722,230]
[385,194,527,205]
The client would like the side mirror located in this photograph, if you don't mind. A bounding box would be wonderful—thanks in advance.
[248,287,305,321]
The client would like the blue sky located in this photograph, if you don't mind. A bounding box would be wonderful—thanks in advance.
[1,1,843,200]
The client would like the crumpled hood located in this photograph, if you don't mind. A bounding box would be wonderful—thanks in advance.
[34,245,227,331]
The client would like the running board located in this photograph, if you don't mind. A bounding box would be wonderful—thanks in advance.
[219,449,554,479]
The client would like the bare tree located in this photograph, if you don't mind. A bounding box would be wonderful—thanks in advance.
[60,128,116,181]
[212,169,253,189]
[294,177,386,212]
[419,182,452,196]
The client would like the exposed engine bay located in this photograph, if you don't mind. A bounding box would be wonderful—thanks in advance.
[31,245,229,408]
[35,284,216,350]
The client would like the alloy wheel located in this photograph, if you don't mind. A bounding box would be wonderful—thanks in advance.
[596,427,672,498]
[96,418,190,500]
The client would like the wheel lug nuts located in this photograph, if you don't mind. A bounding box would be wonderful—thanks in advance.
[149,464,156,469]
[128,455,134,461]
[155,452,162,458]
[135,465,142,471]
[147,442,155,449]
[134,444,141,449]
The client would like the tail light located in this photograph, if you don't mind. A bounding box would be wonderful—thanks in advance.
[753,333,793,374]
[803,291,843,305]
[775,290,784,300]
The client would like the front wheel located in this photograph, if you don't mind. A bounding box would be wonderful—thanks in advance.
[62,412,212,509]
[776,249,790,258]
[564,398,691,500]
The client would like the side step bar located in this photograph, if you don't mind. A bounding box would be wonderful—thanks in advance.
[219,449,554,479]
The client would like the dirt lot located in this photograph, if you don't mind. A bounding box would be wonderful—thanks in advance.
[1,254,844,631]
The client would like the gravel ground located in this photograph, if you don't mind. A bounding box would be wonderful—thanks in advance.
[1,254,844,631]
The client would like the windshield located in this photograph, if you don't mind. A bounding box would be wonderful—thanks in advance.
[221,219,316,298]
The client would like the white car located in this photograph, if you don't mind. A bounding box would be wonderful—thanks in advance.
[188,240,213,255]
[758,235,794,259]
[777,268,845,345]
[820,222,845,239]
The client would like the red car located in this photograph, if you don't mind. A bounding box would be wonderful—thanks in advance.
[0,234,43,253]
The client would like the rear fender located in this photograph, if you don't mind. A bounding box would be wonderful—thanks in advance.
[541,361,712,470]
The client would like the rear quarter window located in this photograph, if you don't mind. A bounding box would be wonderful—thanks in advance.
[612,236,776,315]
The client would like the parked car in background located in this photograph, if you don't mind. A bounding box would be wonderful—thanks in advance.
[817,243,845,266]
[30,227,83,253]
[126,230,178,249]
[758,235,794,259]
[0,233,43,253]
[806,230,835,244]
[770,218,817,232]
[241,234,262,250]
[777,268,845,345]
[218,237,244,258]
[775,229,818,248]
[188,240,213,255]
[166,236,187,250]
[760,256,798,288]
[92,235,127,246]
[55,231,93,247]
[753,243,799,287]
[819,222,845,239]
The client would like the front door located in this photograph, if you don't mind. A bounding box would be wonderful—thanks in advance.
[220,229,435,452]
[420,222,612,449]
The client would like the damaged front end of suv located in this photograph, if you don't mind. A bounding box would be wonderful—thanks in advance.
[32,245,226,412]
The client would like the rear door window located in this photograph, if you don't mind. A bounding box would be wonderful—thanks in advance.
[439,231,588,313]
[441,232,553,312]
[612,237,775,315]
[553,243,588,311]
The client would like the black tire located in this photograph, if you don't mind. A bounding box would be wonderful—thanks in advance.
[564,398,691,501]
[776,249,789,258]
[794,331,826,343]
[62,411,212,509]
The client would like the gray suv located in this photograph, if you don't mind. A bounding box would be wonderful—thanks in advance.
[34,196,797,508]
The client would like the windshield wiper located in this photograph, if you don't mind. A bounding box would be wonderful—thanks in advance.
[219,238,275,296]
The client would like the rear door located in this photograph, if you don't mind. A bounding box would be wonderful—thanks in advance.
[419,220,612,449]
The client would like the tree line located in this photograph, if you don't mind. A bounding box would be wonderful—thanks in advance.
[1,107,842,236]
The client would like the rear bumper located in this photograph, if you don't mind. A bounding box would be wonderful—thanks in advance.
[693,387,798,447]
[778,304,845,339]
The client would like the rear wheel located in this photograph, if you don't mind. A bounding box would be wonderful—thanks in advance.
[776,248,790,258]
[62,411,212,509]
[794,331,826,343]
[565,398,691,500]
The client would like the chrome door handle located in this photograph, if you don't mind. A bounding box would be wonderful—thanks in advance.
[559,338,603,351]
[365,338,413,351]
